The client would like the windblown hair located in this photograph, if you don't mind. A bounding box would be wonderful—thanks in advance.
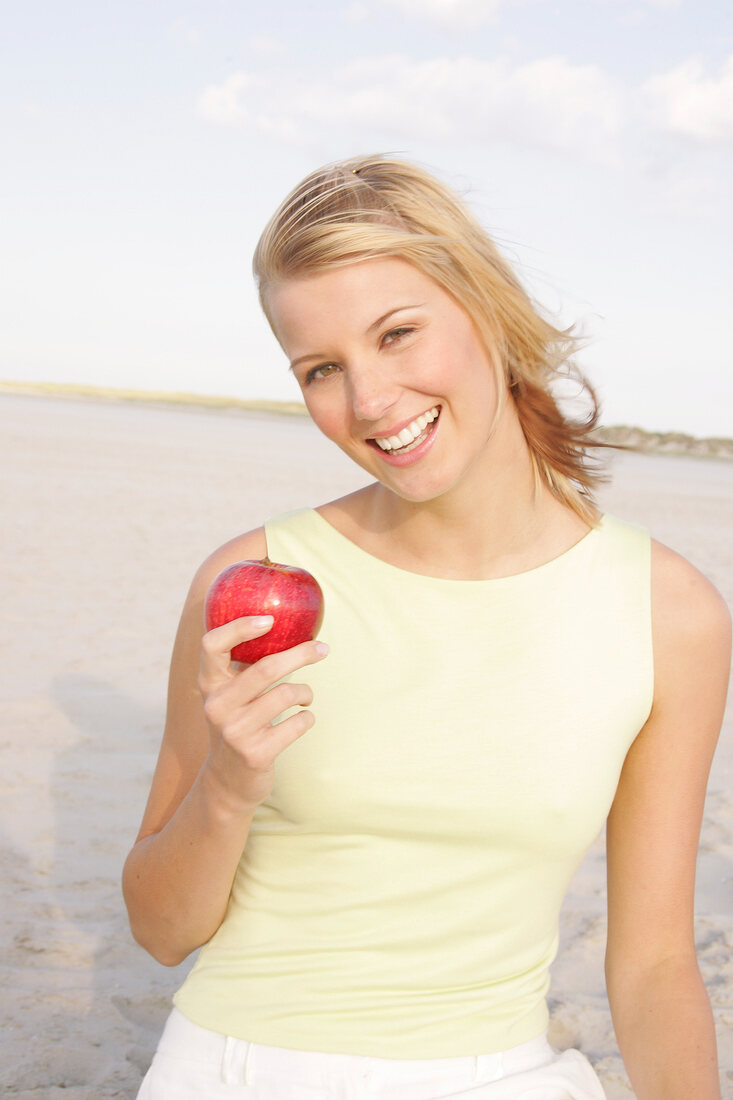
[253,154,609,523]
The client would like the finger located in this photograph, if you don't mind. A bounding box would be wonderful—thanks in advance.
[214,708,316,778]
[242,639,329,697]
[264,707,316,754]
[234,704,317,759]
[200,616,274,682]
[247,680,315,727]
[210,681,313,758]
[210,677,314,733]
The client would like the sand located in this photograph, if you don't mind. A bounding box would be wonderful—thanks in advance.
[0,391,730,1099]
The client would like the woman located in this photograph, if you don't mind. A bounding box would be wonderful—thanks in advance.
[123,156,730,1099]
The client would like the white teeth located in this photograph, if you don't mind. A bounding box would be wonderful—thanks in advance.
[373,407,439,452]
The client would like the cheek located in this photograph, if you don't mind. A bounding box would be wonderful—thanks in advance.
[304,391,350,445]
[463,337,500,402]
[427,335,494,406]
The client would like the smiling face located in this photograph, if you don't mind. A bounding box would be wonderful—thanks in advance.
[267,257,509,505]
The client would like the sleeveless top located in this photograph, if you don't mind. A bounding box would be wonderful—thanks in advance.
[173,508,653,1058]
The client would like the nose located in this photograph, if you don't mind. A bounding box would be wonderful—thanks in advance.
[347,361,399,423]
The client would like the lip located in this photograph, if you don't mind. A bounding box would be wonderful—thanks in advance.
[367,407,441,467]
[367,406,439,445]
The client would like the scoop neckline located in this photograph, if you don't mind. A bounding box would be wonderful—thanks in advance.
[304,507,606,587]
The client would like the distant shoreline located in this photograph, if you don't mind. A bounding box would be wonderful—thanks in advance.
[0,379,310,419]
[2,378,731,460]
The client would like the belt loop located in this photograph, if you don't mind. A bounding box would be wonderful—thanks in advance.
[221,1035,253,1085]
[242,1037,253,1086]
[474,1052,504,1083]
[221,1036,238,1084]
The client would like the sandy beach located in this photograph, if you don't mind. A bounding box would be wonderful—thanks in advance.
[1,391,731,1099]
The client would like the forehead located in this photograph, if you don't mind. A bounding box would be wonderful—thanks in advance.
[266,257,446,350]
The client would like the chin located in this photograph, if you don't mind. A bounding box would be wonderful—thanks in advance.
[380,475,452,505]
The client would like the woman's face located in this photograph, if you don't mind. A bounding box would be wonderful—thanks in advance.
[266,257,504,504]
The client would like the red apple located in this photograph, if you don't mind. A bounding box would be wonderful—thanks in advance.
[204,557,324,664]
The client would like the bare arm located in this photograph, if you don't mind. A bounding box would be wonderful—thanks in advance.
[122,528,328,965]
[605,540,731,1099]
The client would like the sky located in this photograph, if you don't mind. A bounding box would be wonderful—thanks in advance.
[2,0,732,436]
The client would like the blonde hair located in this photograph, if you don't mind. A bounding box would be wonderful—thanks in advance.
[253,154,609,523]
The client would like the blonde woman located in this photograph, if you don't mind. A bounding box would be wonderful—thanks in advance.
[124,156,730,1099]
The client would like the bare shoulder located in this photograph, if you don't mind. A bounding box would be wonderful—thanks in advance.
[187,527,269,605]
[650,539,731,657]
[649,539,731,727]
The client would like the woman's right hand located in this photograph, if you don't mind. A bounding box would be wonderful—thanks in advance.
[198,615,329,816]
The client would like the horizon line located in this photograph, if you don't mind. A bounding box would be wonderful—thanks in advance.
[1,379,731,457]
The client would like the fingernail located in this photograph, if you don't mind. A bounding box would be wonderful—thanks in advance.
[251,615,274,627]
[315,642,329,656]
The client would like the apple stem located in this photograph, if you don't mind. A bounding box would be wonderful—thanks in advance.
[261,556,272,566]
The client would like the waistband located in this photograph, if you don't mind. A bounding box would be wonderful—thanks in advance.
[154,1008,556,1088]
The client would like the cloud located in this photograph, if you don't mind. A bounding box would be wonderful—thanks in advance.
[171,16,201,45]
[644,54,733,143]
[350,0,677,30]
[343,2,370,20]
[198,73,257,127]
[197,53,621,162]
[377,0,516,30]
[248,34,288,57]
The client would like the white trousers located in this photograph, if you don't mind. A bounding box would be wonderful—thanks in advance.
[137,1008,607,1099]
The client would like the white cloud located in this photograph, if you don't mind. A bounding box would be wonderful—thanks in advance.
[171,16,201,45]
[352,0,678,31]
[197,72,260,127]
[379,0,516,30]
[197,53,621,162]
[343,2,370,21]
[248,34,288,57]
[644,54,733,143]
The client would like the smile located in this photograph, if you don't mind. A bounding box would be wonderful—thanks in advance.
[371,407,440,455]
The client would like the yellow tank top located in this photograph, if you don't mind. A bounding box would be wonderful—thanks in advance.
[174,508,653,1057]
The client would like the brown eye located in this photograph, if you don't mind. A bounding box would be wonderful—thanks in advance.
[382,327,413,345]
[304,363,339,385]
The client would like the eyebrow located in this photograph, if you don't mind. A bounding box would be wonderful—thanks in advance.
[288,305,424,372]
